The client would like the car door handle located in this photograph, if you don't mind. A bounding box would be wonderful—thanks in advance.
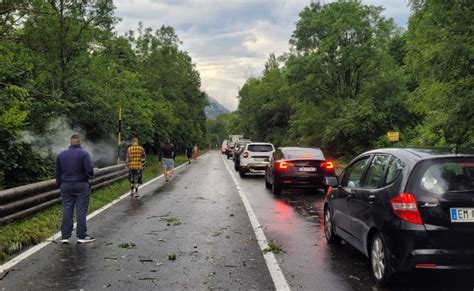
[346,194,353,200]
[368,195,376,204]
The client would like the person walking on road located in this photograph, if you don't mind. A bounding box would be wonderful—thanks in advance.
[55,134,95,244]
[192,144,199,160]
[159,138,176,182]
[127,137,146,197]
[186,145,193,164]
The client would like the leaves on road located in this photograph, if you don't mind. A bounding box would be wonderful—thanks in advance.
[263,240,285,255]
[168,254,177,261]
[164,216,181,226]
[118,243,136,249]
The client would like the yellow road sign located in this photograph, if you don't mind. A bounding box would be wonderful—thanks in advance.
[387,131,400,142]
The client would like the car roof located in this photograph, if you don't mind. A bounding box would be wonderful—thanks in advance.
[279,146,322,151]
[362,148,474,161]
[247,142,273,145]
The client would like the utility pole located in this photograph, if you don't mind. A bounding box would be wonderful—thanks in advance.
[117,106,122,164]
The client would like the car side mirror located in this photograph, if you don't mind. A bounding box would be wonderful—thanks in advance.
[324,176,339,187]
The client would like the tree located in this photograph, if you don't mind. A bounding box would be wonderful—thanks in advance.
[237,53,291,145]
[405,0,473,147]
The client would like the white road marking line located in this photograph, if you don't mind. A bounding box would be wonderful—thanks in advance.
[221,155,291,291]
[0,161,189,274]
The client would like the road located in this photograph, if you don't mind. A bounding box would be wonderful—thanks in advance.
[1,151,473,290]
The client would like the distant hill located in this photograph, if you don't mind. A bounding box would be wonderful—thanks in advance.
[205,96,230,119]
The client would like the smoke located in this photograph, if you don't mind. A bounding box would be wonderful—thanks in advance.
[18,118,118,167]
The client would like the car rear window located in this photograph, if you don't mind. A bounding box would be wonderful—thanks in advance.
[413,158,474,195]
[284,149,325,160]
[247,144,273,152]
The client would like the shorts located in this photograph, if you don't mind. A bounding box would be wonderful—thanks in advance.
[129,169,143,184]
[162,158,174,170]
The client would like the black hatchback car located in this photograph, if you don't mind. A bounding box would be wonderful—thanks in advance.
[265,147,336,195]
[323,148,474,285]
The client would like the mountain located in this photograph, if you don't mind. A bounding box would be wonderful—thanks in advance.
[205,96,230,119]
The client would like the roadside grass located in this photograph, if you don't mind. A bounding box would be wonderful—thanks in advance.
[0,155,187,264]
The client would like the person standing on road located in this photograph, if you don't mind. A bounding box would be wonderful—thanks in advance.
[159,138,176,182]
[192,144,199,160]
[55,134,95,244]
[127,137,146,197]
[186,145,193,164]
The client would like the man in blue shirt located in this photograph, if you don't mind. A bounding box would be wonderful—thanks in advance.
[55,134,95,244]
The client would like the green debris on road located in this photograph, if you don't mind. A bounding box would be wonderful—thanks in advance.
[118,243,136,249]
[263,240,285,255]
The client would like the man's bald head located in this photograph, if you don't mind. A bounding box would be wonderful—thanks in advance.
[70,134,81,145]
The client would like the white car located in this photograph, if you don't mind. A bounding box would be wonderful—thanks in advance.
[238,142,275,177]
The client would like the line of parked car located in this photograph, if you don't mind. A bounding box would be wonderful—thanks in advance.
[222,139,474,286]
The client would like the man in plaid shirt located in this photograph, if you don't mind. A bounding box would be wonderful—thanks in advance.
[127,137,146,196]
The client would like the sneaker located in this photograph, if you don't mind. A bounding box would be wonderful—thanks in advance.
[77,236,96,244]
[60,238,70,244]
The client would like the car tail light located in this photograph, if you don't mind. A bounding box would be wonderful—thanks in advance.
[390,192,423,225]
[321,161,335,171]
[276,160,293,171]
[325,186,333,196]
[243,152,249,158]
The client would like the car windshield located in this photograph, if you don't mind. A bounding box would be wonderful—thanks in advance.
[247,144,273,152]
[417,159,474,194]
[284,149,325,160]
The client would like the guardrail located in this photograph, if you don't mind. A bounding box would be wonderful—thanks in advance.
[0,164,128,225]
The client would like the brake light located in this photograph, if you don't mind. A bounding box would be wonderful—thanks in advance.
[390,193,423,225]
[276,160,293,171]
[243,152,249,158]
[325,186,333,196]
[321,161,335,171]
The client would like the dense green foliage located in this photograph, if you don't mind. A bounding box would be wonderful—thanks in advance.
[225,0,472,159]
[0,1,207,188]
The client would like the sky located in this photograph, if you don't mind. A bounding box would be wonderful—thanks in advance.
[114,0,411,111]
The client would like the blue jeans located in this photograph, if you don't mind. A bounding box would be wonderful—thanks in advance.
[60,182,90,239]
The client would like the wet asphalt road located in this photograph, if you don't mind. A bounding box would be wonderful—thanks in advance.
[1,151,474,290]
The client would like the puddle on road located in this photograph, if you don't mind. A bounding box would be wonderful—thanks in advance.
[279,189,325,225]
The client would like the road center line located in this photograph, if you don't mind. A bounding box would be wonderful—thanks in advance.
[0,161,190,274]
[221,155,291,291]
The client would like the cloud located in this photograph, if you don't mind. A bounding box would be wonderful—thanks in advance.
[114,0,411,111]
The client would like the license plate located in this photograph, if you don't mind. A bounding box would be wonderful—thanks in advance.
[450,208,474,223]
[254,158,268,162]
[299,167,316,172]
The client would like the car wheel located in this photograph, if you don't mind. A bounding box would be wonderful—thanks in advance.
[370,233,393,286]
[323,206,341,245]
[265,173,271,189]
[239,170,246,178]
[271,176,282,195]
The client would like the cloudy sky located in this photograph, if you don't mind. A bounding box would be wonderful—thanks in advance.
[114,0,411,111]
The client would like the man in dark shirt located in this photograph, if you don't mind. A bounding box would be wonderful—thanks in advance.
[55,134,95,244]
[185,145,193,164]
[159,138,176,182]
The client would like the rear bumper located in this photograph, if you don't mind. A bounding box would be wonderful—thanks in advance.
[409,249,474,270]
[276,174,325,188]
[240,163,268,172]
[387,228,474,271]
[400,249,474,270]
